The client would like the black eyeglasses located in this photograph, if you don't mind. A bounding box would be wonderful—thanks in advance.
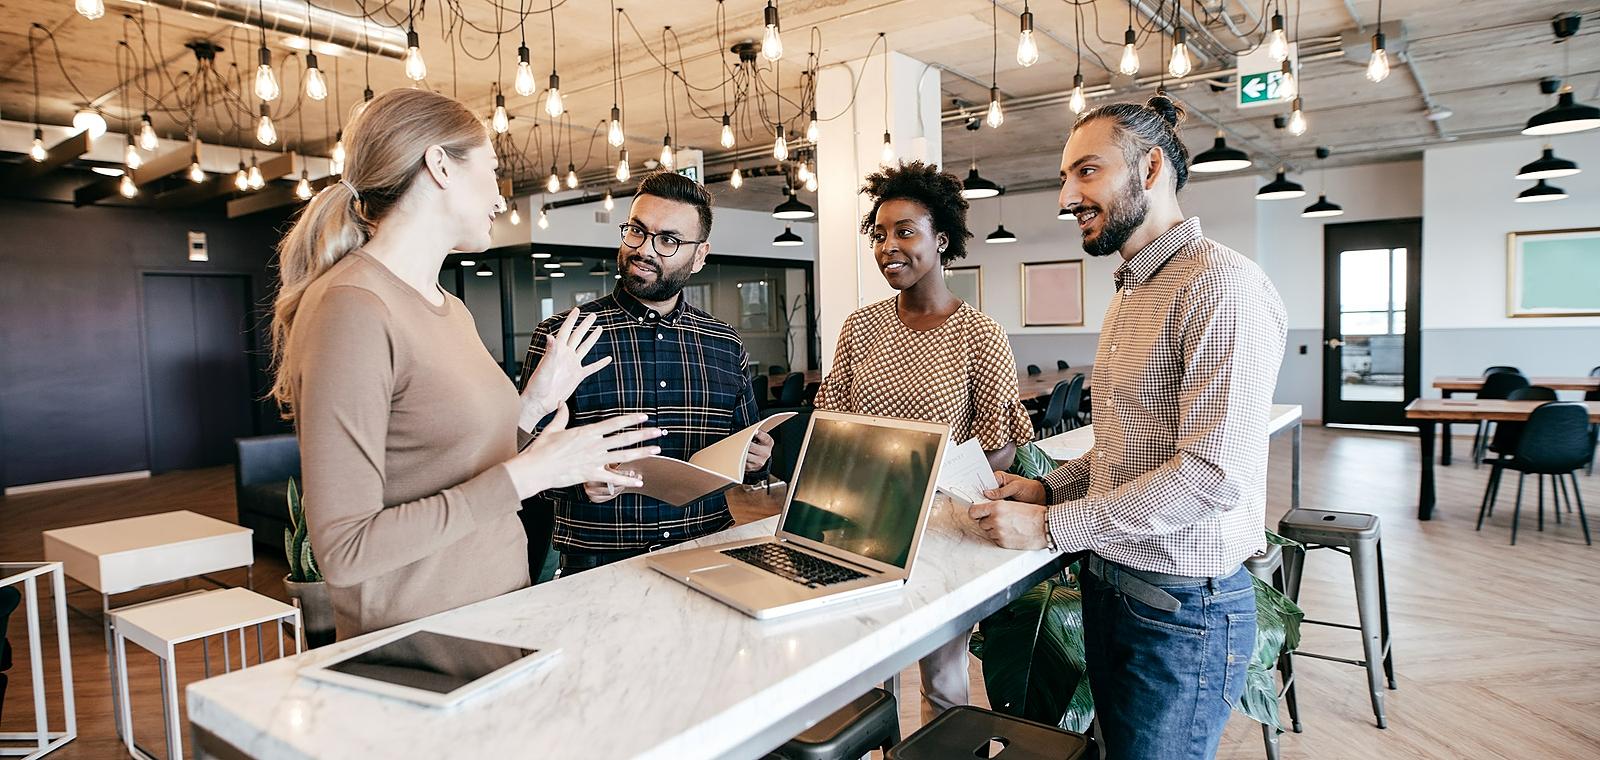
[618,223,703,258]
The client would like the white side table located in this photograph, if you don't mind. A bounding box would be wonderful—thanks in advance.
[112,588,300,760]
[41,511,253,743]
[0,563,77,759]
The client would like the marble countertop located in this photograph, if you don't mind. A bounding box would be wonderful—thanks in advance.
[1035,404,1302,462]
[188,495,1063,760]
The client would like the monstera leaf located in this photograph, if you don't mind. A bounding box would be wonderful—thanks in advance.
[970,577,1097,733]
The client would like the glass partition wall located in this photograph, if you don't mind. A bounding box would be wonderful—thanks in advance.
[441,244,816,382]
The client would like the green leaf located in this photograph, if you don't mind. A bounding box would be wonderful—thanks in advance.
[284,527,299,578]
[1238,575,1304,730]
[971,579,1096,733]
[1008,442,1060,480]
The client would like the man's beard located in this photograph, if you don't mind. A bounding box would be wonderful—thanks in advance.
[619,252,694,302]
[1079,170,1149,257]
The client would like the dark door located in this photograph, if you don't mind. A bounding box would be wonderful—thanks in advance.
[1322,219,1422,426]
[143,273,256,472]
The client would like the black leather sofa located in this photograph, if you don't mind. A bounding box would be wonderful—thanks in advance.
[234,434,301,552]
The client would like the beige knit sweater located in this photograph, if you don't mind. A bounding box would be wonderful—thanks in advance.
[286,250,529,638]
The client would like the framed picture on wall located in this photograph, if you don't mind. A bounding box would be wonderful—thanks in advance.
[944,266,982,310]
[1507,227,1600,317]
[1020,260,1085,327]
[737,279,775,331]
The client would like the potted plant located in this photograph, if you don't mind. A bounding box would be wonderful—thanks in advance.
[282,478,335,648]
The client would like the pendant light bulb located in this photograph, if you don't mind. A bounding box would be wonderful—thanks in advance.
[117,173,138,198]
[138,114,159,151]
[247,161,265,189]
[1279,60,1298,100]
[1267,13,1289,63]
[30,133,47,162]
[1069,73,1087,115]
[805,110,820,143]
[234,164,249,191]
[772,126,788,161]
[509,203,521,226]
[1287,98,1308,136]
[547,167,561,193]
[761,2,783,61]
[804,173,817,193]
[1119,28,1140,75]
[616,149,630,182]
[660,135,675,169]
[255,47,280,102]
[492,94,510,134]
[797,161,811,183]
[1366,34,1390,83]
[544,73,564,117]
[985,87,1004,128]
[608,106,624,147]
[404,29,427,81]
[730,166,743,189]
[537,208,550,229]
[1016,8,1039,67]
[720,115,735,149]
[1169,29,1193,78]
[304,53,328,101]
[188,156,205,184]
[880,132,895,164]
[295,171,313,200]
[330,133,346,175]
[124,139,143,170]
[603,191,615,211]
[73,109,107,140]
[256,106,277,146]
[515,45,536,97]
[75,0,106,21]
[566,163,578,189]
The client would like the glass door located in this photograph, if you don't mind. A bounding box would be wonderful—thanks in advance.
[1322,219,1422,426]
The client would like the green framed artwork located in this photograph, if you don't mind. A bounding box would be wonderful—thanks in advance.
[1507,227,1600,317]
[944,266,982,310]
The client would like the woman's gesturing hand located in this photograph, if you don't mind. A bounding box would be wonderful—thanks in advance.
[520,308,611,431]
[506,406,666,499]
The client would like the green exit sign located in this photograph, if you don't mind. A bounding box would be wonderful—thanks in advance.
[1239,71,1291,105]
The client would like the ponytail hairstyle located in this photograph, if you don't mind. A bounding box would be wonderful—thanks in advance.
[269,88,488,417]
[1071,93,1190,191]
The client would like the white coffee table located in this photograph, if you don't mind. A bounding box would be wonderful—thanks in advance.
[41,510,253,744]
[0,563,76,759]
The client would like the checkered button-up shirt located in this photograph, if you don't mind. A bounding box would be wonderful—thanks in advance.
[1041,218,1287,577]
[517,287,760,553]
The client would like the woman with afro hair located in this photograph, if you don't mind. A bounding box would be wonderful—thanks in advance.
[814,161,1033,718]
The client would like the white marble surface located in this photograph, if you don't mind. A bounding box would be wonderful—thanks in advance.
[1035,404,1302,462]
[187,496,1062,760]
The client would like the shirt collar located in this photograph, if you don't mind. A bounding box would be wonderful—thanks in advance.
[611,284,685,325]
[1113,216,1203,289]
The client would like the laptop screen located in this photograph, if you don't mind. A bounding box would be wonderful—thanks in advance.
[780,416,943,568]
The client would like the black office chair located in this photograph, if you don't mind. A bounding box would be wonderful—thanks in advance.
[777,372,806,407]
[1025,364,1042,376]
[1586,366,1600,475]
[801,381,820,406]
[1032,375,1085,438]
[767,365,788,376]
[1477,401,1592,546]
[750,367,772,409]
[1479,386,1558,527]
[1056,359,1070,371]
[1473,371,1531,467]
[1483,365,1522,376]
[0,585,19,723]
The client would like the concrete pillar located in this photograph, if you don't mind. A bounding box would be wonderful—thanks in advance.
[813,48,942,371]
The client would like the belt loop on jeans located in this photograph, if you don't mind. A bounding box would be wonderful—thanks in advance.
[1086,554,1182,613]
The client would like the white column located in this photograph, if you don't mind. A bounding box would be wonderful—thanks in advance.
[813,48,942,371]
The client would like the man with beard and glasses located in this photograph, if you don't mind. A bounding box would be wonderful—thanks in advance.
[970,94,1287,760]
[516,171,772,578]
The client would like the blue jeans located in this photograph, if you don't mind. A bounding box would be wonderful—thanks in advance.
[1082,558,1255,760]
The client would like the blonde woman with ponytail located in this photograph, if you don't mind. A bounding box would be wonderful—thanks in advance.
[271,89,663,638]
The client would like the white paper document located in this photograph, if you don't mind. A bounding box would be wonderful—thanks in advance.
[937,437,1000,506]
[620,413,796,507]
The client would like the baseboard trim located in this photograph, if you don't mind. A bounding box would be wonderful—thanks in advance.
[5,470,152,496]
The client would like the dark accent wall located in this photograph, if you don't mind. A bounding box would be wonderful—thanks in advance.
[0,198,292,488]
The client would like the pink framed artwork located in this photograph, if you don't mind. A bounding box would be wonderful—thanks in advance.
[1021,260,1085,327]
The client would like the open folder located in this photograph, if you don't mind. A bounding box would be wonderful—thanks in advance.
[619,412,797,506]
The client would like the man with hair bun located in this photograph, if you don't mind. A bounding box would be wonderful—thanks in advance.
[972,94,1288,758]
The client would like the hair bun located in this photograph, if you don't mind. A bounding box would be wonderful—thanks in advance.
[1146,94,1186,129]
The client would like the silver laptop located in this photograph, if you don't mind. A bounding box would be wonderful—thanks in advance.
[647,411,950,619]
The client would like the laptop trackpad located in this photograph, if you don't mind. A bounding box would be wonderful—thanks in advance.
[690,563,767,590]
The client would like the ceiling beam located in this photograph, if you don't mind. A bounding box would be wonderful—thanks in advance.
[226,153,315,218]
[3,131,92,185]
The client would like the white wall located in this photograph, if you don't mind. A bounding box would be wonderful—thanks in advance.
[490,192,816,262]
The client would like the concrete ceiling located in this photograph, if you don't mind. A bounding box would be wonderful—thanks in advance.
[1,1,1596,211]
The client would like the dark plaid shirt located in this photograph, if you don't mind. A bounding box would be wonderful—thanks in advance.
[517,287,762,553]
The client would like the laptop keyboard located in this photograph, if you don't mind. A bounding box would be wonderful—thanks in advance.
[721,543,869,588]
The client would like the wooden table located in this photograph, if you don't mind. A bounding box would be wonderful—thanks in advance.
[762,370,822,391]
[1430,376,1600,465]
[1018,366,1093,402]
[1404,399,1600,520]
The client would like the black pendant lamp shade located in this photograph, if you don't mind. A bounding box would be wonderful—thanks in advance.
[1515,179,1568,203]
[1515,147,1580,180]
[772,226,805,246]
[960,166,1002,199]
[985,224,1018,244]
[772,189,816,220]
[1256,170,1306,200]
[1522,91,1600,136]
[1301,194,1344,218]
[1191,135,1251,173]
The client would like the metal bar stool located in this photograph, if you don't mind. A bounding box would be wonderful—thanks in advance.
[887,706,1090,760]
[764,688,899,760]
[1277,509,1396,729]
[1243,544,1300,760]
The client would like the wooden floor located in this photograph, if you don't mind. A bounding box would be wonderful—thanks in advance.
[1,426,1596,758]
